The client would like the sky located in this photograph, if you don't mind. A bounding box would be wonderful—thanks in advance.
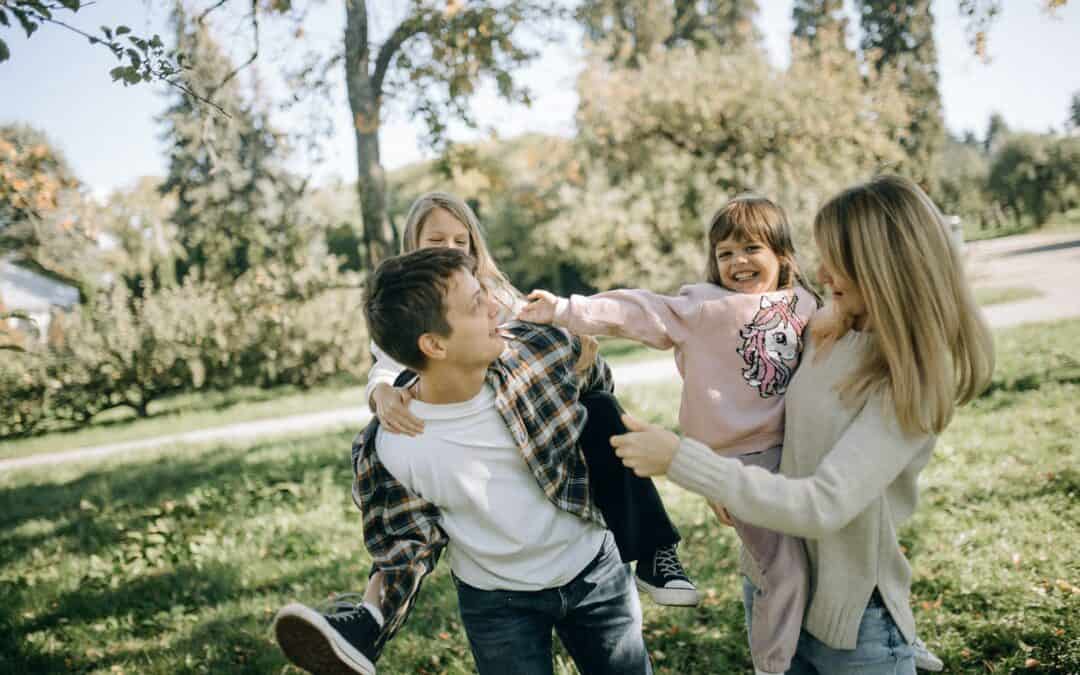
[1,0,1077,199]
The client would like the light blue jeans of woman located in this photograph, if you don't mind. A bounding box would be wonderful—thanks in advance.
[742,577,915,674]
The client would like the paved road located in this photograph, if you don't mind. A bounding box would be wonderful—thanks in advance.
[965,231,1080,327]
[3,230,1075,473]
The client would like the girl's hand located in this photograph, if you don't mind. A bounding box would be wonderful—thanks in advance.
[518,290,561,324]
[371,383,424,436]
[708,500,735,527]
[610,414,680,477]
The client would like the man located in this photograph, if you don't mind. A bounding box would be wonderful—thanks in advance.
[274,247,652,674]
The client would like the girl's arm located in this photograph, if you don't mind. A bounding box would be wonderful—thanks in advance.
[365,343,424,436]
[612,395,932,539]
[520,287,703,351]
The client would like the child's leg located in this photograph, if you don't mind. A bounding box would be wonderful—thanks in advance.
[732,446,809,674]
[579,390,698,607]
[579,390,679,562]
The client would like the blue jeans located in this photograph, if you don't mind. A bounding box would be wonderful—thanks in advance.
[743,578,915,675]
[454,533,652,675]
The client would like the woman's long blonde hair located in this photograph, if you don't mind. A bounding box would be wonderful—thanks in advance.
[400,191,521,312]
[812,175,994,435]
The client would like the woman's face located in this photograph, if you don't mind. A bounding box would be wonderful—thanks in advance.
[418,208,471,255]
[713,236,781,294]
[818,258,868,330]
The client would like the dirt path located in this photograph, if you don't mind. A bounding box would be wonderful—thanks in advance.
[3,230,1075,474]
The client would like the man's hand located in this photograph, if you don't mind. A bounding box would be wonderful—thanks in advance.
[371,383,424,436]
[517,289,561,324]
[610,414,680,477]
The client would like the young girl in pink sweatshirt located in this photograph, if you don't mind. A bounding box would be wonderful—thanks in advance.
[521,195,945,674]
[520,195,818,674]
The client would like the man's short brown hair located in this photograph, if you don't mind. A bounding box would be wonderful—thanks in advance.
[364,247,478,371]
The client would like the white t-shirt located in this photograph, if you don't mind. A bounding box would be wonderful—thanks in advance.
[376,383,606,591]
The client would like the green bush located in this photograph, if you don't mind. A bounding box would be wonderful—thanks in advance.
[0,261,369,439]
[988,133,1080,226]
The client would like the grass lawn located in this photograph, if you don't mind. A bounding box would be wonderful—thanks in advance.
[973,286,1044,307]
[2,320,1078,673]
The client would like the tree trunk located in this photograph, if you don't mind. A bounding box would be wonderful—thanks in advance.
[344,0,395,275]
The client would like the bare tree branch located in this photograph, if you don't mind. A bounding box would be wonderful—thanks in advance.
[210,0,260,96]
[372,14,427,98]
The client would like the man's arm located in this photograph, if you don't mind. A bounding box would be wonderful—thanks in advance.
[351,425,448,657]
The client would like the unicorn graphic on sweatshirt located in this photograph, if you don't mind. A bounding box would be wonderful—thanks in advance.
[737,294,806,398]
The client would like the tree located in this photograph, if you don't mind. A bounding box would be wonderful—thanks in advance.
[340,0,559,269]
[2,1,560,275]
[792,0,848,50]
[159,8,308,285]
[988,133,1080,226]
[93,177,180,298]
[856,0,945,186]
[551,37,909,292]
[0,124,99,298]
[1068,91,1080,133]
[984,111,1009,154]
[578,0,760,66]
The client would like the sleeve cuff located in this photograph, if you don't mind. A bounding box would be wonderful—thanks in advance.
[554,296,572,326]
[667,436,736,504]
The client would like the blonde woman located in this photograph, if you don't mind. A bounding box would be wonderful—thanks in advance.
[364,192,698,604]
[608,175,994,674]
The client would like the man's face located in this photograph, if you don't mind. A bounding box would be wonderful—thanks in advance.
[435,267,505,368]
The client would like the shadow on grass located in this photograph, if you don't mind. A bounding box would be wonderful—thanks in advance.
[0,433,355,564]
[0,437,402,673]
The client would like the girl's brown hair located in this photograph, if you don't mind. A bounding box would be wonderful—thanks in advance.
[705,194,816,296]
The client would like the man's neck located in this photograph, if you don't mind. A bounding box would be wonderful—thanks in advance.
[414,363,489,405]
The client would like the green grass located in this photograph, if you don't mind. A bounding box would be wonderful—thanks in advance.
[2,320,1078,673]
[973,286,1044,307]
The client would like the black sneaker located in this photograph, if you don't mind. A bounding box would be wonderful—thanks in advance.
[274,594,380,674]
[635,543,700,607]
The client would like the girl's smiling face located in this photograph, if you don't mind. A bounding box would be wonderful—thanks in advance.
[713,237,782,294]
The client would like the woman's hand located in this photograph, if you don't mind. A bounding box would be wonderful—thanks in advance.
[610,414,680,477]
[518,290,561,324]
[708,500,735,527]
[371,383,424,436]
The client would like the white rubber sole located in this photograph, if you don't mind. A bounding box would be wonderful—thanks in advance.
[273,603,376,675]
[634,576,700,607]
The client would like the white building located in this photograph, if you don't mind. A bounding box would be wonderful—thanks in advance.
[0,260,80,343]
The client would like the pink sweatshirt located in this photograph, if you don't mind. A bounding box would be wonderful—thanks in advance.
[554,283,818,456]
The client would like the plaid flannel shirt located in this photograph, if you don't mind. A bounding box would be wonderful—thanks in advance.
[350,321,614,657]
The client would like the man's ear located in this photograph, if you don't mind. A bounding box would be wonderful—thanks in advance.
[418,333,446,362]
